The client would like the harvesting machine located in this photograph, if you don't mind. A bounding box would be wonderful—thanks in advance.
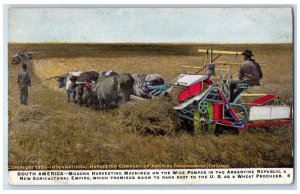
[141,48,293,134]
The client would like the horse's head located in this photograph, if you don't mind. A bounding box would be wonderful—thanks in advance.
[11,54,20,65]
[57,76,67,88]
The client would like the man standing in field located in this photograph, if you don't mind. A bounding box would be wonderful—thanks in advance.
[229,50,263,102]
[18,63,31,105]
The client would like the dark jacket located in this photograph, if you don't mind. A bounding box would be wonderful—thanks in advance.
[18,70,31,85]
[239,59,263,86]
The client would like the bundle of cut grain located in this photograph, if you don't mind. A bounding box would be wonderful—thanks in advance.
[117,98,181,135]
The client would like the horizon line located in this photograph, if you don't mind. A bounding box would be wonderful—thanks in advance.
[8,41,293,45]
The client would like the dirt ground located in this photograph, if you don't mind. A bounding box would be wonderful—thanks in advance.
[8,43,294,169]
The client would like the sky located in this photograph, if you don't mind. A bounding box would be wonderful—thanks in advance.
[8,8,293,43]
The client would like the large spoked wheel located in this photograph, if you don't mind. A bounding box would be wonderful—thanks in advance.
[194,101,216,134]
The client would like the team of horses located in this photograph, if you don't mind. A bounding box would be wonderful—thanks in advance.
[57,70,165,109]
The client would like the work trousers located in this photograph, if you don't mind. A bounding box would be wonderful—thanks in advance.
[20,84,29,105]
[229,80,247,103]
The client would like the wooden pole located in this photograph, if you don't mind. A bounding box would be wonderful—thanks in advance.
[204,50,208,66]
[232,73,239,77]
[210,47,213,63]
[214,62,267,67]
[217,64,227,70]
[198,49,243,55]
[165,71,180,84]
[212,54,222,62]
[130,95,145,101]
[232,53,238,63]
[194,66,207,74]
[182,65,204,69]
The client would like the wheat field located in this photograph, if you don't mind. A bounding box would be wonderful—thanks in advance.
[8,43,293,169]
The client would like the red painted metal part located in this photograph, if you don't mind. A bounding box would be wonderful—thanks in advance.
[205,78,214,85]
[178,81,203,102]
[239,119,292,131]
[218,119,234,126]
[177,78,292,132]
[213,103,224,120]
[217,89,239,121]
[249,94,278,106]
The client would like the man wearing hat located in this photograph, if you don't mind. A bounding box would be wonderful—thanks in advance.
[18,63,31,105]
[229,50,263,102]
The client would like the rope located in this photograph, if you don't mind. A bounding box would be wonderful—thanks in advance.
[8,74,68,94]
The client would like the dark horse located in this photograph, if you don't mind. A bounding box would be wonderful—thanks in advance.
[56,71,99,103]
[11,52,33,65]
[76,71,99,105]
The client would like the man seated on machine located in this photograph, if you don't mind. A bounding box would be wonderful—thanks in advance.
[229,50,263,103]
